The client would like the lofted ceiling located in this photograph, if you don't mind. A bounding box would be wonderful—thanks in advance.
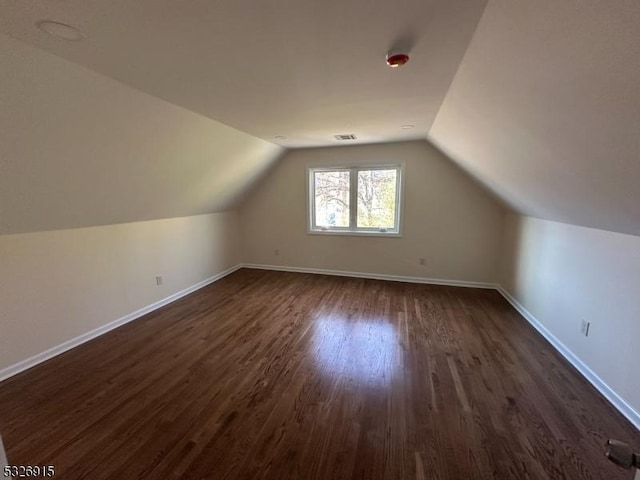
[0,0,487,148]
[430,0,640,236]
[1,0,639,236]
[0,33,284,235]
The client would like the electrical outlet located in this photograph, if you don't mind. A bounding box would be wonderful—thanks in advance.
[155,275,163,286]
[581,320,590,337]
[274,249,280,256]
[419,258,426,266]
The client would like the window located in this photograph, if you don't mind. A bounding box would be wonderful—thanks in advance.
[308,165,402,235]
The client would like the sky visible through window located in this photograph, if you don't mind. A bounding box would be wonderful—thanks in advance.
[314,170,350,227]
[313,168,398,230]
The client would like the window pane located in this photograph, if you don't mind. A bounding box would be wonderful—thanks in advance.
[357,169,397,229]
[314,170,350,228]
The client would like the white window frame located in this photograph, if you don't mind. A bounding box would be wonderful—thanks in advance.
[307,163,403,237]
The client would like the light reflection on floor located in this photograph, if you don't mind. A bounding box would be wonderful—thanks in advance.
[312,315,400,388]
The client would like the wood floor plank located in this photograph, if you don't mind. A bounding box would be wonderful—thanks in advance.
[0,269,638,479]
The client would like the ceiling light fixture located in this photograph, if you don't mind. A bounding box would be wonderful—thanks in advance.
[400,124,415,130]
[37,20,85,41]
[386,52,409,68]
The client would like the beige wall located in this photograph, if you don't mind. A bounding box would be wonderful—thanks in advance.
[500,214,640,418]
[0,212,241,374]
[240,141,507,283]
[0,33,283,235]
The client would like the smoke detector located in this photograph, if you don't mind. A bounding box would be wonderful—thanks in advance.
[386,52,409,68]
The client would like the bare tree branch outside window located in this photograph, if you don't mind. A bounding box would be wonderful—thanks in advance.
[311,166,400,232]
[357,170,396,228]
[314,171,350,227]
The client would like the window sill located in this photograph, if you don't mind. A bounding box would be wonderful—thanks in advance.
[307,229,402,238]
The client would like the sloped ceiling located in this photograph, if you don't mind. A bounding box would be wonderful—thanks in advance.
[0,34,284,235]
[0,0,487,148]
[429,0,640,236]
[2,0,639,237]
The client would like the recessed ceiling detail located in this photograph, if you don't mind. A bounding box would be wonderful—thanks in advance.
[36,21,85,41]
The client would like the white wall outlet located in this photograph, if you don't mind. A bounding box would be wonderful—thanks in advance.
[155,275,163,286]
[419,258,426,266]
[581,320,590,337]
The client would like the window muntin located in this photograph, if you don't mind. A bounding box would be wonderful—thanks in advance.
[308,165,402,235]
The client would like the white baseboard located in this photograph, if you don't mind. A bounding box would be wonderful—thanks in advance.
[2,262,637,433]
[241,263,498,289]
[0,264,242,383]
[497,286,640,431]
[244,264,640,430]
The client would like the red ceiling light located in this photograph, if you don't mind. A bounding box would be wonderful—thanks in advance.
[386,52,409,68]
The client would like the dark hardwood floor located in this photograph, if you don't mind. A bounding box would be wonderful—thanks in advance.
[0,269,638,479]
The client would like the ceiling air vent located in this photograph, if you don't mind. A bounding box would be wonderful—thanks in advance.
[334,134,357,141]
